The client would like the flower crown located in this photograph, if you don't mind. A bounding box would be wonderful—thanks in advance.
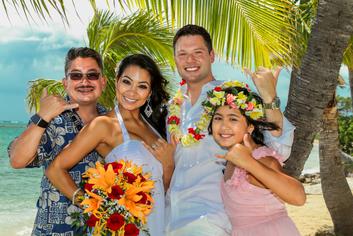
[202,81,264,120]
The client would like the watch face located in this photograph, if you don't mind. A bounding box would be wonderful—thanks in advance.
[274,97,280,108]
[31,114,40,124]
[263,97,280,109]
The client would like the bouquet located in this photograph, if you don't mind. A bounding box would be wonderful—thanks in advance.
[79,160,155,236]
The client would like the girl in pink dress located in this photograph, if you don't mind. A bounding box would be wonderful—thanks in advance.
[203,82,306,236]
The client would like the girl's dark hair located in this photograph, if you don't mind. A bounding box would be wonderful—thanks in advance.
[208,87,279,145]
[116,54,170,139]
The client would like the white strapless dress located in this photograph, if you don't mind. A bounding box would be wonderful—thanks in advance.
[104,105,165,236]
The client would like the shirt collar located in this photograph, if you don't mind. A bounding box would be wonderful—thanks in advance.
[180,80,223,100]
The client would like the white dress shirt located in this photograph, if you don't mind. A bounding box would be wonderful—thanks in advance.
[165,80,295,234]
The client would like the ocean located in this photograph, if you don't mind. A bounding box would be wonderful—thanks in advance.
[0,121,320,236]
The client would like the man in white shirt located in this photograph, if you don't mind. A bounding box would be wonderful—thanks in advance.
[165,24,295,235]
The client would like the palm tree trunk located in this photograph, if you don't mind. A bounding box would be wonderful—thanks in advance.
[284,0,353,177]
[320,97,353,235]
[349,68,353,109]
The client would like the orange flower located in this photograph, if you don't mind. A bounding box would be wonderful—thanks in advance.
[81,190,104,217]
[83,162,116,193]
[118,181,154,223]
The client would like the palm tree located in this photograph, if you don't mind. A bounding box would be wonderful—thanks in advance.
[2,0,303,69]
[26,10,175,110]
[283,1,353,234]
[320,93,353,235]
[117,0,304,69]
[283,0,353,177]
[6,1,353,234]
[1,0,68,24]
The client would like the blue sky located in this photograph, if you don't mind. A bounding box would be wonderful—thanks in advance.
[0,3,350,122]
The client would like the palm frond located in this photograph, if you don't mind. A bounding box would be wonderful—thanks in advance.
[288,0,317,66]
[343,35,353,69]
[26,79,65,112]
[111,0,305,69]
[87,10,175,109]
[1,0,68,24]
[26,10,175,111]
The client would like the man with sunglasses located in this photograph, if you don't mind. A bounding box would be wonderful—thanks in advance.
[8,47,107,235]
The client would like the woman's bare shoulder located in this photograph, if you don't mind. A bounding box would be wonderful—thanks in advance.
[85,114,120,134]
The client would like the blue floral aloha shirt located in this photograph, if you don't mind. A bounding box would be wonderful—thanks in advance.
[9,99,106,236]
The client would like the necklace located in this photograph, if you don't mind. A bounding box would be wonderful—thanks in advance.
[167,80,211,146]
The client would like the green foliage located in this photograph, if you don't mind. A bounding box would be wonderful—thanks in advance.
[338,96,353,155]
[114,0,305,69]
[338,116,353,155]
[337,96,353,117]
[87,10,175,109]
[26,10,176,111]
[1,0,68,24]
[343,35,353,69]
[26,79,65,112]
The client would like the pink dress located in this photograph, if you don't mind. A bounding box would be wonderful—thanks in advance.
[220,146,301,236]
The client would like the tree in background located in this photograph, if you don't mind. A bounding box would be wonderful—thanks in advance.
[320,92,353,235]
[26,10,175,111]
[1,0,303,69]
[282,1,353,234]
[337,96,353,156]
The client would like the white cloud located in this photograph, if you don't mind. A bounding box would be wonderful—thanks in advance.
[0,1,120,41]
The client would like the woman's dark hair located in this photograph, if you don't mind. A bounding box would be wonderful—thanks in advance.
[207,87,279,145]
[116,54,170,139]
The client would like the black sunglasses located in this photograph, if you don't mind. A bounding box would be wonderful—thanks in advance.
[67,72,101,81]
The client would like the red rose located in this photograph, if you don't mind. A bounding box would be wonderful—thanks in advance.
[104,162,123,172]
[108,185,124,199]
[188,128,195,135]
[84,183,94,192]
[124,223,139,236]
[167,116,180,125]
[123,172,137,184]
[214,86,222,91]
[138,174,146,182]
[86,214,99,227]
[179,79,186,86]
[106,213,124,231]
[194,133,205,140]
[136,192,148,204]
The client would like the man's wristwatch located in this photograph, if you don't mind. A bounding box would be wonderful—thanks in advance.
[30,113,49,128]
[263,96,281,110]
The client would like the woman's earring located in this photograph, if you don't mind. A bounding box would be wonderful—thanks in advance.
[144,97,153,117]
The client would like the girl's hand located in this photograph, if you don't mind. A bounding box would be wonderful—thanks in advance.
[216,133,256,169]
[243,66,281,104]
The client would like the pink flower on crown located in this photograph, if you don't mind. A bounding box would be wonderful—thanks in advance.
[226,94,237,109]
[246,102,255,111]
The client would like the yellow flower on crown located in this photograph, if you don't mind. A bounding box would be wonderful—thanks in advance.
[202,81,264,120]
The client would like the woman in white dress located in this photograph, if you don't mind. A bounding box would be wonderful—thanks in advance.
[46,54,176,236]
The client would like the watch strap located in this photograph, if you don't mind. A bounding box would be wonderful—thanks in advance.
[263,96,280,110]
[30,114,49,128]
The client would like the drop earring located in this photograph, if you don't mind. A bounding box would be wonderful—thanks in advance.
[144,97,153,117]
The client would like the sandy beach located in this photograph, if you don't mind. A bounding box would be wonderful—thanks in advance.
[287,177,353,236]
